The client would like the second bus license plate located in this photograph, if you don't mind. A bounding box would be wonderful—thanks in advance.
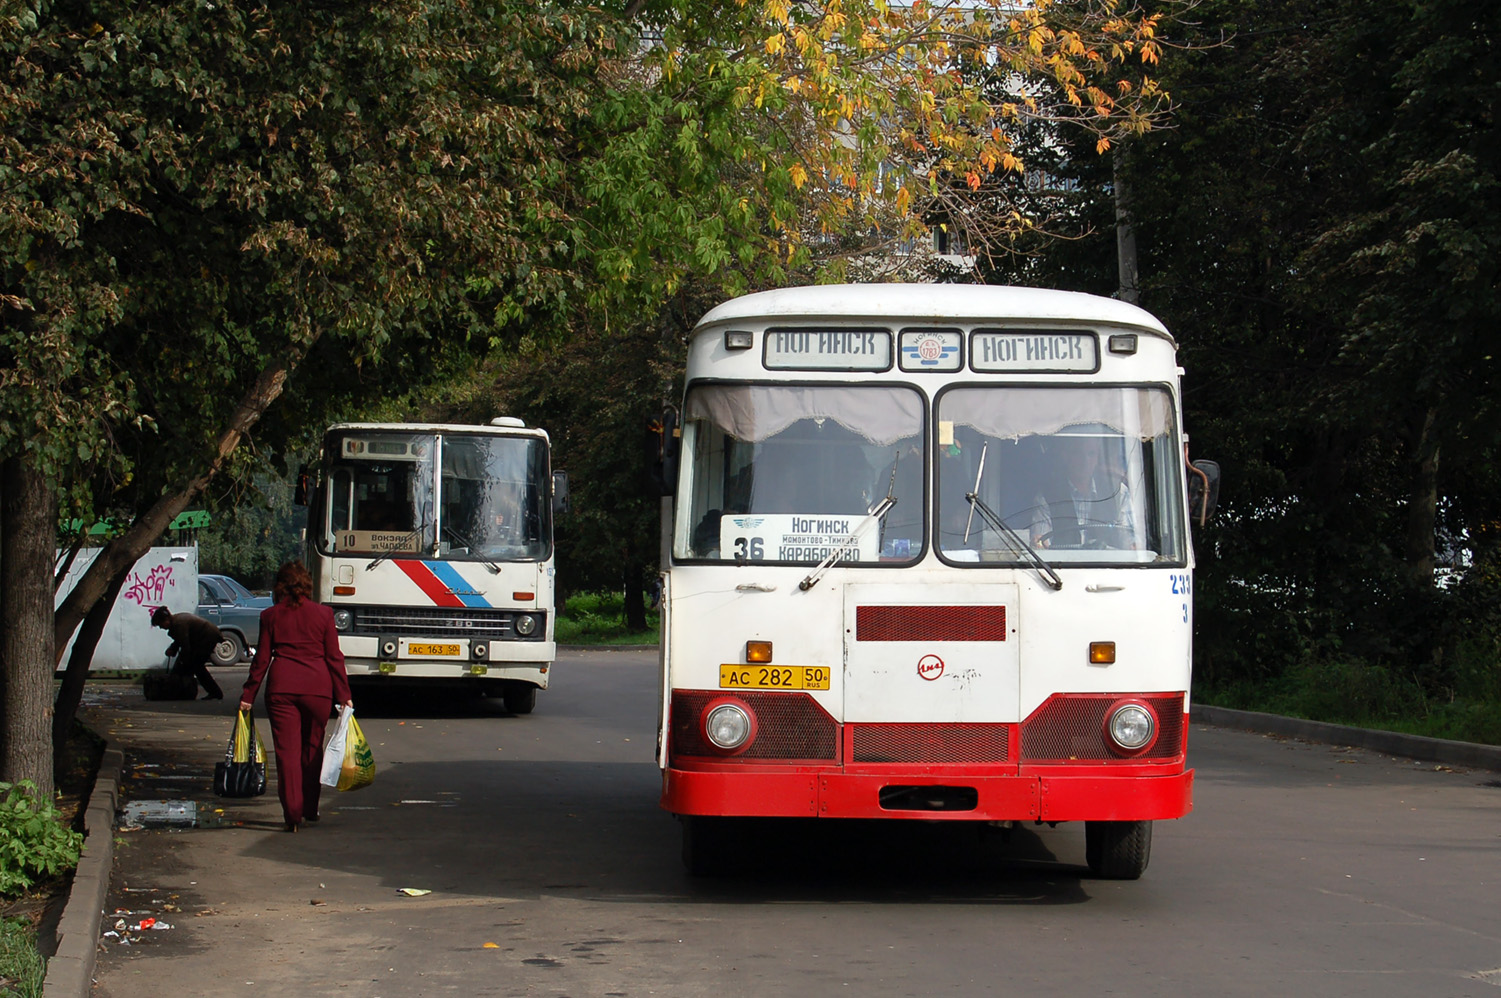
[407,642,463,657]
[719,665,832,691]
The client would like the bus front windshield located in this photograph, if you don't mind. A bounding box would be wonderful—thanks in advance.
[322,431,550,562]
[935,386,1186,565]
[674,384,926,564]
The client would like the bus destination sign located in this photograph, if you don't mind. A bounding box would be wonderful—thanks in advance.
[720,513,879,563]
[763,328,892,371]
[970,330,1099,372]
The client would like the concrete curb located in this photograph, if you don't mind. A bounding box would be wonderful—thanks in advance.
[1194,705,1501,772]
[42,744,122,998]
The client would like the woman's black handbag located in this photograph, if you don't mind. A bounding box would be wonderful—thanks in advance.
[214,708,267,798]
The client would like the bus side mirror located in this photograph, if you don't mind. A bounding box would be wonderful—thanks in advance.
[552,471,571,515]
[293,464,311,507]
[1188,459,1221,525]
[648,411,679,496]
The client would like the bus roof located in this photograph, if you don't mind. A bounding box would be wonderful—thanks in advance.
[326,421,550,442]
[694,284,1174,345]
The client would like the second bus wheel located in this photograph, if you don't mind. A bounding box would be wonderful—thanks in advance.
[680,816,744,876]
[501,683,537,715]
[1084,819,1153,879]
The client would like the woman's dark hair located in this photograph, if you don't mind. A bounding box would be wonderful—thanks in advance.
[273,560,314,606]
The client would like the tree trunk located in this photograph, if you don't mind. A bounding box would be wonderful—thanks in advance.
[2,455,57,798]
[623,554,647,632]
[1403,405,1441,588]
[53,561,132,762]
[53,360,295,661]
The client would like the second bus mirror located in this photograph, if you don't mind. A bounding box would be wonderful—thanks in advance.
[1188,459,1221,525]
[648,411,679,497]
[552,471,571,514]
[293,464,311,507]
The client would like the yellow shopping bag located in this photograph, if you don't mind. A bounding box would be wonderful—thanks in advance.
[231,709,266,765]
[337,714,376,791]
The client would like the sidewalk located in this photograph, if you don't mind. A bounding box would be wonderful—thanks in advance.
[43,669,289,998]
[41,678,1501,997]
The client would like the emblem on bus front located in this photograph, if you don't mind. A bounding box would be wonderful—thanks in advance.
[917,654,944,681]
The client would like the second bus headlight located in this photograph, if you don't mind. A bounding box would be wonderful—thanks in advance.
[333,609,352,631]
[1107,702,1156,752]
[704,702,753,751]
[514,613,538,637]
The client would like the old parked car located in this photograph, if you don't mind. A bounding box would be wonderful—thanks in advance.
[197,574,273,666]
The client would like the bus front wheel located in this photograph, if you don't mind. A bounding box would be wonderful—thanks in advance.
[681,816,740,876]
[1084,820,1153,880]
[501,683,537,715]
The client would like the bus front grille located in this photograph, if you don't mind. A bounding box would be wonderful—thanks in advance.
[670,691,838,762]
[348,606,545,640]
[1019,693,1185,762]
[851,723,1012,763]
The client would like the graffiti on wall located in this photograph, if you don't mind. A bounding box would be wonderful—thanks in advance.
[122,564,176,607]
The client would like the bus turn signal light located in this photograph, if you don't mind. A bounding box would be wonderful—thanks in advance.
[1089,641,1116,664]
[746,640,773,664]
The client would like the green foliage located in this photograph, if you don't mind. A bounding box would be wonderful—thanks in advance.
[196,472,305,590]
[973,0,1501,725]
[555,591,659,646]
[0,915,46,998]
[0,783,82,897]
[1201,653,1501,747]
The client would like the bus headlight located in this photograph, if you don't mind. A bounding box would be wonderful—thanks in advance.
[333,609,353,631]
[1106,701,1157,753]
[514,613,538,637]
[703,701,754,752]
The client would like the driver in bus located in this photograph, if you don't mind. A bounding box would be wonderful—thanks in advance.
[1031,436,1135,548]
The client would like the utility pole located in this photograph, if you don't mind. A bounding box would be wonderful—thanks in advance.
[1114,144,1140,305]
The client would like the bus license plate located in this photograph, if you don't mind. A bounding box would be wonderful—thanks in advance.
[407,643,462,657]
[719,665,831,691]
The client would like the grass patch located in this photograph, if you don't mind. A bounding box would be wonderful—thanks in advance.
[555,591,659,646]
[0,915,45,998]
[1198,654,1501,746]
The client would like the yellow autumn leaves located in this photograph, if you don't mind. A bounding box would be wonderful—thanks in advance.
[717,0,1171,250]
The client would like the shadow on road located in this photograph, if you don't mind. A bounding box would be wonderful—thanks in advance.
[235,756,1096,907]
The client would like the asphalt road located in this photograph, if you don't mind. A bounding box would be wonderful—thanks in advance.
[86,647,1501,998]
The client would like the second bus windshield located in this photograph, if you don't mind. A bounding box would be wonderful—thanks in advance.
[674,383,1186,566]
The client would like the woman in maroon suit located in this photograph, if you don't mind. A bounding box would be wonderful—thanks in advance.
[240,561,354,832]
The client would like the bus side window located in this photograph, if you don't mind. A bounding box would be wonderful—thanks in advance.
[330,469,353,534]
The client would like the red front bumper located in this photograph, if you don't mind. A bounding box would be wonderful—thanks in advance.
[661,763,1193,822]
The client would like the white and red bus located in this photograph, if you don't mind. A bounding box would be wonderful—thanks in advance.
[300,419,568,714]
[655,284,1217,878]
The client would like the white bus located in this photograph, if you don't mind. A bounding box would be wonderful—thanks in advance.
[299,419,568,714]
[654,284,1218,878]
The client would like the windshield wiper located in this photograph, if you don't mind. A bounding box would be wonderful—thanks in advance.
[964,493,1063,591]
[366,518,431,571]
[962,442,1061,591]
[443,524,502,574]
[799,452,901,592]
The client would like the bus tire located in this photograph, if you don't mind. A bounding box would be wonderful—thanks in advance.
[1085,820,1152,880]
[502,684,537,715]
[680,816,737,876]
